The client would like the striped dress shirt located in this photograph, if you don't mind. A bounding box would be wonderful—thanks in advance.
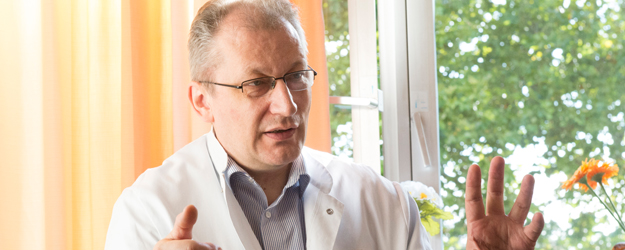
[224,155,310,250]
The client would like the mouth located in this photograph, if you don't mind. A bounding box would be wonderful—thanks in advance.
[266,128,294,133]
[264,127,297,141]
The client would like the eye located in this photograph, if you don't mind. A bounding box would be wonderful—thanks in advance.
[247,80,265,86]
[290,72,304,80]
[242,78,274,97]
[244,77,274,88]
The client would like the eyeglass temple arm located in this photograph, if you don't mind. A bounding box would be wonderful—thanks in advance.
[198,81,243,90]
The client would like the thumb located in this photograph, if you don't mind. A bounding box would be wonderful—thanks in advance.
[167,205,198,240]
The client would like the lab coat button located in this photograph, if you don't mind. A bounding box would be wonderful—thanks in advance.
[326,208,334,215]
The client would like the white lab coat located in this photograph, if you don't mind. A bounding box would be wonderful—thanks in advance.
[104,131,431,250]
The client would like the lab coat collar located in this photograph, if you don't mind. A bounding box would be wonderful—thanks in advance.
[205,129,263,250]
[302,148,345,250]
[205,131,345,250]
[206,128,228,192]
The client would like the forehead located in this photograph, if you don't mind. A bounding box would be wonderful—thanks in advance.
[213,7,306,75]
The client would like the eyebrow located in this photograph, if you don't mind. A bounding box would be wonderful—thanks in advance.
[246,61,306,78]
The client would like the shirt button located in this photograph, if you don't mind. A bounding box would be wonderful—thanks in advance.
[265,211,272,218]
[326,208,334,215]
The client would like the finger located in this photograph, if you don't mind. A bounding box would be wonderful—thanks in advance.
[202,242,222,250]
[204,242,223,250]
[167,205,198,240]
[154,239,218,250]
[486,156,505,215]
[523,212,545,242]
[508,175,535,224]
[465,164,485,223]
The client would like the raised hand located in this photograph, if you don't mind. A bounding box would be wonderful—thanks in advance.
[465,156,545,250]
[153,205,222,250]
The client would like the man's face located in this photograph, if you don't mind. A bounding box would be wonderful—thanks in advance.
[205,11,310,173]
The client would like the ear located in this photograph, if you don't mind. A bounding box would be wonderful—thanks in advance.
[188,82,215,123]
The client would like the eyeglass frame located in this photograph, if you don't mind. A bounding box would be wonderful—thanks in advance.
[198,65,317,96]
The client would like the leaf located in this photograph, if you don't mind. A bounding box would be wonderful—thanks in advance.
[432,209,454,220]
[421,215,441,236]
[416,199,454,220]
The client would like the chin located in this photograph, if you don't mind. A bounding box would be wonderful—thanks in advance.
[263,143,303,167]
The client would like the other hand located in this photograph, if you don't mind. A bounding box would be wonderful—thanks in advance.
[465,156,545,249]
[153,205,222,250]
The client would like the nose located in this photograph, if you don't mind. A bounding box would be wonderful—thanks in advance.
[268,79,297,117]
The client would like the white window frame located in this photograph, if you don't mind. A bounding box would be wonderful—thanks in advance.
[330,0,443,246]
[346,0,382,175]
[378,0,443,249]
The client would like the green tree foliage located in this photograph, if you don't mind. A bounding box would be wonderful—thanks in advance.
[323,0,624,248]
[435,0,625,248]
[323,0,354,158]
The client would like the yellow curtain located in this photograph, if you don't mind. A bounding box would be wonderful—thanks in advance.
[0,0,329,249]
[0,0,177,248]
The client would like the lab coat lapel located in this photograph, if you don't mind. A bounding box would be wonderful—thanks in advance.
[206,131,262,250]
[224,184,263,250]
[303,150,344,250]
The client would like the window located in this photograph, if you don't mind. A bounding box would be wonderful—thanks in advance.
[328,0,446,247]
[327,0,625,249]
[323,0,383,174]
[323,0,354,159]
[436,0,625,249]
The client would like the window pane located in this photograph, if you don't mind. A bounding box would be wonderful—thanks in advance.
[436,0,625,248]
[323,0,354,160]
[323,0,384,173]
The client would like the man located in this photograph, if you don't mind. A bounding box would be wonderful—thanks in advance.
[105,0,545,249]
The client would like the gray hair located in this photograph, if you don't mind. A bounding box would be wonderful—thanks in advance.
[188,0,308,82]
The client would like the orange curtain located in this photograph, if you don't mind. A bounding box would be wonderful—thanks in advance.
[0,0,175,249]
[0,0,329,249]
[292,0,332,152]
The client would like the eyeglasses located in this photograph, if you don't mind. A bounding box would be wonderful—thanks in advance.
[199,66,317,98]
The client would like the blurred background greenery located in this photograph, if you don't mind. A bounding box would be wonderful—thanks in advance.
[323,0,625,249]
[322,0,355,160]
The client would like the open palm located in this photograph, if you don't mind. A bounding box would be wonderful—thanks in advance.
[465,156,545,250]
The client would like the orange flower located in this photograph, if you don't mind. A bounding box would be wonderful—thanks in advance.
[587,161,619,188]
[562,166,589,191]
[561,158,602,192]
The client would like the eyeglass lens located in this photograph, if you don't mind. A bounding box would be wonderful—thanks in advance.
[242,70,315,97]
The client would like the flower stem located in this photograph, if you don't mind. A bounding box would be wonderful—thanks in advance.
[599,182,625,230]
[589,186,625,233]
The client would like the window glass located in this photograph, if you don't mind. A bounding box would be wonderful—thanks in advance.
[436,0,625,249]
[323,0,354,160]
[323,0,384,172]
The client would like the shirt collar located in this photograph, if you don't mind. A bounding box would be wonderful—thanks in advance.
[206,127,310,194]
[224,153,309,191]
